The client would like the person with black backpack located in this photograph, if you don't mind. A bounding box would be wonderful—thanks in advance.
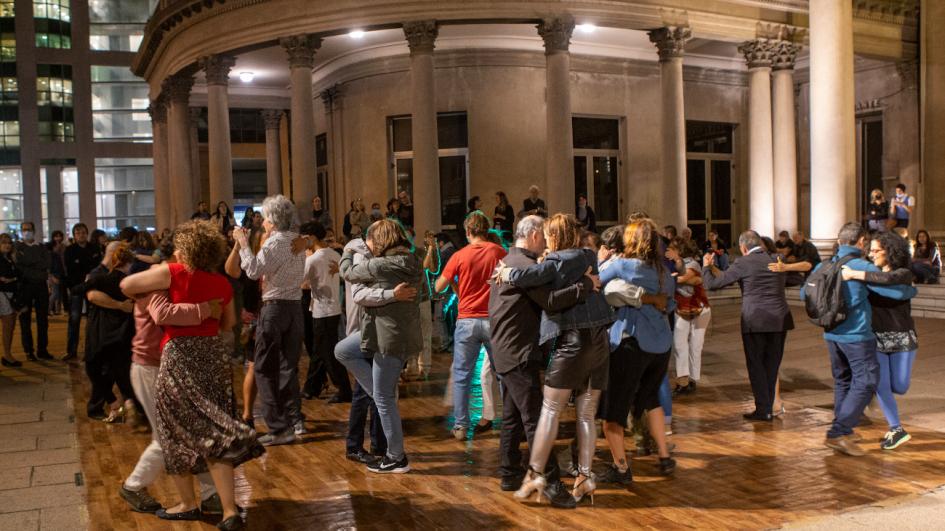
[800,222,916,457]
[702,230,794,422]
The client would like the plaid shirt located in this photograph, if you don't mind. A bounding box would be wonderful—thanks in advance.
[239,230,305,301]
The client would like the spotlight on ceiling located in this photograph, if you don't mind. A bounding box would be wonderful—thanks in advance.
[576,23,597,34]
[239,71,255,83]
[349,29,365,39]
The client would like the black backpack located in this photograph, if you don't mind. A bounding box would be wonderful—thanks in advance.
[804,255,856,330]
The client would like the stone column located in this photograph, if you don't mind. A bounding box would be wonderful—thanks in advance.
[538,16,575,216]
[772,41,800,235]
[404,20,440,236]
[648,27,691,229]
[280,34,321,219]
[189,107,203,208]
[739,39,777,237]
[322,86,347,230]
[45,165,64,234]
[200,55,235,208]
[262,110,283,196]
[163,74,195,226]
[148,99,171,231]
[809,0,856,242]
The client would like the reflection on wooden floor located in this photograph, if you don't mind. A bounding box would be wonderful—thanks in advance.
[72,305,945,530]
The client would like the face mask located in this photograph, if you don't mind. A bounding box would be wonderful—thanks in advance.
[22,231,33,241]
[372,209,381,217]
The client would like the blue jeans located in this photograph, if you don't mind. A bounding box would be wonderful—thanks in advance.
[67,292,85,357]
[826,339,879,438]
[658,374,672,420]
[876,349,916,430]
[335,332,405,461]
[452,318,493,429]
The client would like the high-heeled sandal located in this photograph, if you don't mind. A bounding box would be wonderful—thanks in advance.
[571,473,596,505]
[103,405,125,424]
[513,468,547,503]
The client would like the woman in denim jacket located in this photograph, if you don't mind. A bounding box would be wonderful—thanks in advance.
[495,214,614,505]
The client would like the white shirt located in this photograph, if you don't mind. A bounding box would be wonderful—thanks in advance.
[304,247,342,318]
[239,230,305,301]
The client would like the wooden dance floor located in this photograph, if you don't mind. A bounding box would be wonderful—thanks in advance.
[55,305,945,529]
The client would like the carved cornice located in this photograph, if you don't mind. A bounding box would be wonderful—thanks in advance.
[261,109,283,130]
[738,39,777,69]
[199,54,236,86]
[537,16,575,55]
[162,73,194,104]
[756,22,805,42]
[403,20,438,54]
[772,41,800,70]
[648,26,691,62]
[148,99,168,123]
[853,0,919,26]
[280,35,322,69]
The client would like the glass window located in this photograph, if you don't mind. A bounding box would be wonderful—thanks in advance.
[391,116,412,153]
[0,120,18,148]
[95,158,154,232]
[1,17,14,60]
[437,113,468,149]
[0,166,23,235]
[196,108,265,144]
[91,66,151,142]
[88,0,156,52]
[34,0,70,22]
[0,0,14,17]
[316,133,327,167]
[686,121,734,154]
[573,117,620,150]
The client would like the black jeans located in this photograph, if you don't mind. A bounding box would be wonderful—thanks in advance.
[253,301,304,433]
[67,291,84,357]
[18,281,49,355]
[346,379,387,455]
[741,331,787,415]
[499,359,560,482]
[303,314,351,400]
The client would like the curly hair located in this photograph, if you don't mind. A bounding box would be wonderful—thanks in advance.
[669,236,699,259]
[366,219,409,256]
[623,218,665,278]
[543,213,581,252]
[108,242,135,272]
[873,231,912,270]
[173,220,228,272]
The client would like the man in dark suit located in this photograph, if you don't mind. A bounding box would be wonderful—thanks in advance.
[702,230,794,421]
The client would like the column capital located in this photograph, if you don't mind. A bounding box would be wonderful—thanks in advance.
[648,26,691,62]
[320,85,342,111]
[199,54,236,86]
[772,41,800,71]
[403,20,438,54]
[537,16,575,55]
[162,73,194,104]
[188,107,202,127]
[148,99,168,123]
[739,39,778,69]
[280,35,322,69]
[261,109,283,130]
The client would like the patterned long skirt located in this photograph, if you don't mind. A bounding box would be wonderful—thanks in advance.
[156,335,264,475]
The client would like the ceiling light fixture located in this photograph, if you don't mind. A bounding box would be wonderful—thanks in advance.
[239,71,255,83]
[349,29,365,39]
[576,23,597,34]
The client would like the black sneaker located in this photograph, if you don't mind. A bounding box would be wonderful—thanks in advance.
[658,457,676,476]
[367,454,410,474]
[473,420,493,435]
[600,463,633,486]
[500,475,523,491]
[881,427,911,450]
[346,449,378,465]
[36,351,55,361]
[542,480,577,509]
[119,485,162,513]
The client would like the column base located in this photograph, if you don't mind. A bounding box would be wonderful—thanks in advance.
[810,239,839,260]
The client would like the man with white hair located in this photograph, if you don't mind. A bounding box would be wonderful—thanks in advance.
[233,194,306,446]
[519,185,547,219]
[488,215,592,508]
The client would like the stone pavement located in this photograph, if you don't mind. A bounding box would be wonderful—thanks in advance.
[0,316,87,531]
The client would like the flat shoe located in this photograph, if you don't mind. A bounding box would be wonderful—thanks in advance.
[155,507,202,521]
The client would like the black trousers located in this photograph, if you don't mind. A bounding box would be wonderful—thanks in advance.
[741,331,787,415]
[499,359,560,482]
[303,314,351,400]
[346,380,387,455]
[254,301,304,433]
[85,345,135,417]
[18,281,49,355]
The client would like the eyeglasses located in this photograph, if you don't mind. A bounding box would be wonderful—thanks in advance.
[868,248,885,255]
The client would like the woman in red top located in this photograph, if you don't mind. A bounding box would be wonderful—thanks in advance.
[121,221,263,531]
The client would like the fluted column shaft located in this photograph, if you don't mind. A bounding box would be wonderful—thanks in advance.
[188,107,202,208]
[809,0,856,241]
[539,17,575,216]
[164,74,194,226]
[201,55,235,208]
[405,20,440,236]
[262,110,283,196]
[649,27,690,229]
[740,39,777,237]
[772,41,800,234]
[149,99,171,231]
[281,35,320,219]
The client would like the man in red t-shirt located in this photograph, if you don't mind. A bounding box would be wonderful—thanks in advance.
[435,212,506,440]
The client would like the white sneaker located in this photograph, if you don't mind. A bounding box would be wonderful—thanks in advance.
[294,420,307,436]
[258,430,296,446]
[451,426,466,441]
